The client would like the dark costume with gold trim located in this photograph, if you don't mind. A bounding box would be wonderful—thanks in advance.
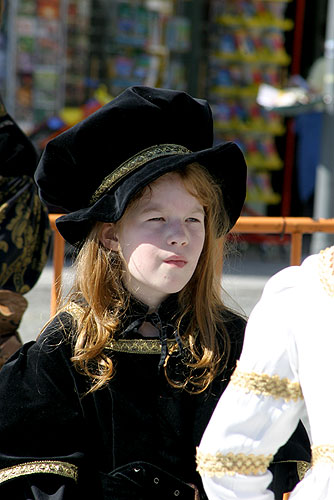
[0,293,247,499]
[0,86,308,499]
[0,100,51,367]
[0,293,310,499]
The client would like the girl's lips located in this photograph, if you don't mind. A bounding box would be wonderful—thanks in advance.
[164,258,187,268]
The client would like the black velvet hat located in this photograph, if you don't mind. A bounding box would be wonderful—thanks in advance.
[35,86,247,246]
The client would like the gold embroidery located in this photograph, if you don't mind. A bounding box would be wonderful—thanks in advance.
[0,241,8,252]
[65,302,185,354]
[0,461,78,484]
[318,246,334,297]
[297,460,311,480]
[272,459,311,481]
[312,445,334,465]
[0,202,8,225]
[196,448,273,477]
[0,179,51,294]
[90,144,191,204]
[230,366,303,402]
[106,338,184,354]
[64,301,84,319]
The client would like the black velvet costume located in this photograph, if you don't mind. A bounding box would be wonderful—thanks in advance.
[0,293,311,499]
[0,87,310,499]
[0,294,246,499]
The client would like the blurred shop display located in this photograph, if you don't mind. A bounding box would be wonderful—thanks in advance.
[0,0,193,134]
[1,0,91,133]
[89,0,191,96]
[207,0,294,214]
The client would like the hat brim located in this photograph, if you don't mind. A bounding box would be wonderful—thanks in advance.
[56,141,246,246]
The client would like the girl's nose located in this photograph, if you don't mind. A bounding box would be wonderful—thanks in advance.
[167,222,188,246]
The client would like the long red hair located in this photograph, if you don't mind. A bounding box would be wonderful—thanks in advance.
[61,163,233,393]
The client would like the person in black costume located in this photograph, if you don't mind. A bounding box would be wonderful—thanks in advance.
[0,94,51,367]
[0,86,309,499]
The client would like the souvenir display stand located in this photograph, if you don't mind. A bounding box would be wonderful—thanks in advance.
[207,0,294,214]
[3,0,70,132]
[88,0,192,97]
[0,0,194,132]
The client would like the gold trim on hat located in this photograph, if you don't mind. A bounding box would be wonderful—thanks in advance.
[0,461,78,484]
[90,143,192,204]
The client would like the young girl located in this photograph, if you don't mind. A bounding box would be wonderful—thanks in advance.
[0,86,306,499]
[0,86,247,499]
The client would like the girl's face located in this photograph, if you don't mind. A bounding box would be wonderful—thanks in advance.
[100,173,205,310]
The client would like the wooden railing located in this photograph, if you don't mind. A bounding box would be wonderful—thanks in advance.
[48,214,334,316]
[233,216,334,266]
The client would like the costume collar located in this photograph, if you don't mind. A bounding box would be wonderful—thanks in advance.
[116,293,183,369]
[124,293,179,333]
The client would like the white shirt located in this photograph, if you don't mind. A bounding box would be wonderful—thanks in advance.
[197,247,334,499]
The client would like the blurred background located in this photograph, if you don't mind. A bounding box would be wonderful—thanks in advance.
[0,0,330,225]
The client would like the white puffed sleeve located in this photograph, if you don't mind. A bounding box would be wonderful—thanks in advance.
[197,249,334,500]
[289,249,334,499]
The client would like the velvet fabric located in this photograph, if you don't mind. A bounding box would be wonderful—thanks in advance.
[34,86,247,245]
[0,295,310,499]
[0,108,51,294]
[0,102,51,368]
[0,296,246,499]
[0,104,38,177]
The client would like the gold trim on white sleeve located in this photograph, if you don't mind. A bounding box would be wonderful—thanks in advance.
[318,246,334,297]
[196,448,273,477]
[312,445,334,465]
[230,365,303,402]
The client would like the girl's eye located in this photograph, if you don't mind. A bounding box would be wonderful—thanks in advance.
[148,217,165,221]
[186,217,202,223]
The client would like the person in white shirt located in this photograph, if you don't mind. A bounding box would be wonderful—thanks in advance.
[197,246,334,499]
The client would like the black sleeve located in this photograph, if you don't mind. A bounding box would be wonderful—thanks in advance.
[269,420,311,499]
[0,313,89,499]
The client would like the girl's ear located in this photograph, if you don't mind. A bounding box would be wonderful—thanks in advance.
[99,223,119,251]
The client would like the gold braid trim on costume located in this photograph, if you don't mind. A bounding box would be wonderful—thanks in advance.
[312,445,334,466]
[230,365,303,402]
[0,461,78,484]
[297,460,311,480]
[105,338,185,354]
[196,448,273,477]
[63,301,84,319]
[318,246,334,297]
[90,144,191,204]
[64,302,187,354]
[272,460,311,481]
